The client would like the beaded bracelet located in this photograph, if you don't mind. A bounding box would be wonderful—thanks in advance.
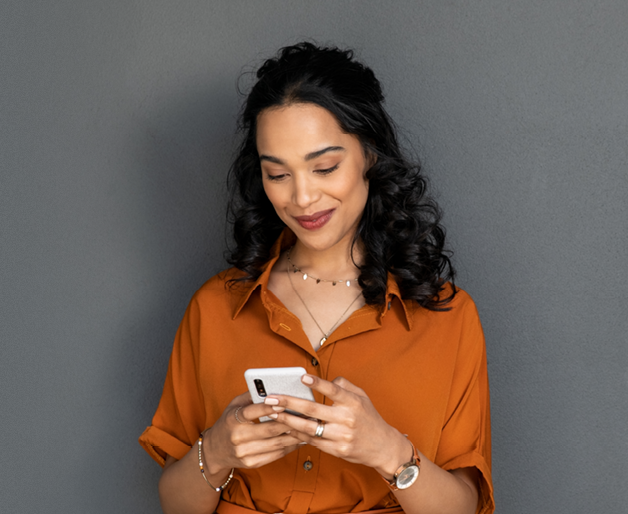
[198,431,234,492]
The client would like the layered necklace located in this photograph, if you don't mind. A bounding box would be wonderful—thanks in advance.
[285,247,362,348]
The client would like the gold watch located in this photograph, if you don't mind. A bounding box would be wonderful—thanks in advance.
[381,441,421,491]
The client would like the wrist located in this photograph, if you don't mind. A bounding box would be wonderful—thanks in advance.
[375,431,414,479]
[206,467,233,487]
[201,429,230,478]
[198,429,234,492]
[379,438,421,491]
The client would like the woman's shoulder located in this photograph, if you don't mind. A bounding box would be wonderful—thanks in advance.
[438,284,484,341]
[425,282,478,312]
[413,282,481,325]
[447,284,477,310]
[189,266,250,307]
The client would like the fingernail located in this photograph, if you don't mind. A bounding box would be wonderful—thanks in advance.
[268,413,278,419]
[298,441,308,445]
[302,375,314,385]
[272,406,285,412]
[264,398,279,405]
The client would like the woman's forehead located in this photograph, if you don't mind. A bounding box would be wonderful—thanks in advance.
[256,104,359,160]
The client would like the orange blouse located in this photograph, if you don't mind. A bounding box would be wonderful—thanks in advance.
[139,231,494,514]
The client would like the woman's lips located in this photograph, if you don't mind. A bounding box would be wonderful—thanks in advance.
[293,209,335,230]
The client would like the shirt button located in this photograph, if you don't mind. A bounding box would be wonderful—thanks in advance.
[303,460,313,471]
[311,357,318,366]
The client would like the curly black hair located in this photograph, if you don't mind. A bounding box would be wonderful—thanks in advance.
[227,42,455,310]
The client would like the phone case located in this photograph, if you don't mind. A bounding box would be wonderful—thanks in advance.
[244,367,315,421]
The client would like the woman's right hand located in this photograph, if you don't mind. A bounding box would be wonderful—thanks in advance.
[159,392,298,514]
[202,392,301,482]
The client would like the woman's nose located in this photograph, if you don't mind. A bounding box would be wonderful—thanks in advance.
[292,174,319,208]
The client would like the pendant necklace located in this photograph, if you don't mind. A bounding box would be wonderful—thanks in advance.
[286,258,362,348]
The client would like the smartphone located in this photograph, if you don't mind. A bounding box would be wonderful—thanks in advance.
[244,367,316,422]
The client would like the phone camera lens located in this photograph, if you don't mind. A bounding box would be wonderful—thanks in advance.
[254,379,267,397]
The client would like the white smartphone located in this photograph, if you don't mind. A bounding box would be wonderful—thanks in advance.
[244,367,316,422]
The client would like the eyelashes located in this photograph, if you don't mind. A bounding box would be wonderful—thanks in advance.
[265,174,286,182]
[265,163,340,181]
[315,164,339,175]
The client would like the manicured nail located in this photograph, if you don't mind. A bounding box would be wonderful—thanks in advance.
[264,398,279,405]
[268,413,278,419]
[272,406,285,412]
[302,375,314,385]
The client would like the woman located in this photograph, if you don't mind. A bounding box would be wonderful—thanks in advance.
[140,42,494,514]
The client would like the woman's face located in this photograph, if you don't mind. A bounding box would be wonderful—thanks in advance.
[256,103,370,253]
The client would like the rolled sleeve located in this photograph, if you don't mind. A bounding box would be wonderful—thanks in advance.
[138,296,206,467]
[435,298,494,514]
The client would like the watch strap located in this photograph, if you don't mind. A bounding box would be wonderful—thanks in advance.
[380,441,420,491]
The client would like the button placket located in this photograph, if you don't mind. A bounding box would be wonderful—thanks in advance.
[267,304,316,353]
[295,446,319,483]
[282,445,320,514]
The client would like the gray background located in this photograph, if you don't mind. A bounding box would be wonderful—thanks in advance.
[1,1,626,512]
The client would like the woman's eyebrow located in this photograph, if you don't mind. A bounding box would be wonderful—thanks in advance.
[259,146,345,164]
[259,154,284,164]
[304,146,345,161]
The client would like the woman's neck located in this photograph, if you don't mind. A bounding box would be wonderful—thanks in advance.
[289,239,362,280]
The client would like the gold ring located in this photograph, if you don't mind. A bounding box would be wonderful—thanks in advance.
[234,406,247,424]
[314,421,325,438]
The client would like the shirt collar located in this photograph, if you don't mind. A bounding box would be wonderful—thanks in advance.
[231,228,296,320]
[231,228,414,330]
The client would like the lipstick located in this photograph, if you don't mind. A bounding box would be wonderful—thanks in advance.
[293,209,335,230]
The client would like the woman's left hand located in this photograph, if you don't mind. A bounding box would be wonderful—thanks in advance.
[264,374,412,478]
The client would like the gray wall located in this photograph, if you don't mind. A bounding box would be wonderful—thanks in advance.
[2,1,626,512]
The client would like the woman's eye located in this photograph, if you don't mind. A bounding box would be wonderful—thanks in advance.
[315,164,339,175]
[265,173,286,181]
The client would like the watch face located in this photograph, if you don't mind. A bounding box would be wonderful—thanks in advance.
[397,465,420,489]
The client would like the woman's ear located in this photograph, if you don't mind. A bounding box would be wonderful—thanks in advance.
[364,145,377,175]
[362,140,377,172]
[368,151,378,168]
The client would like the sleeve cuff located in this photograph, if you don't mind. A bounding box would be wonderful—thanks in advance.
[441,451,494,514]
[138,425,193,467]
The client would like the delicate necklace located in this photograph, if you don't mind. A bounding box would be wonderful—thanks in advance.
[286,246,359,287]
[286,260,362,348]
